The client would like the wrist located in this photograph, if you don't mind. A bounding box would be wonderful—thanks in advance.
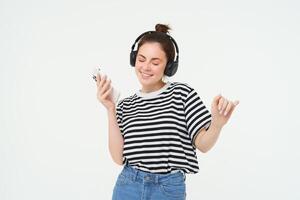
[106,106,116,114]
[210,120,223,130]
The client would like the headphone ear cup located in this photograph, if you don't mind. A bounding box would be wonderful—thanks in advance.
[130,51,137,67]
[170,61,178,76]
[164,62,172,76]
[164,61,178,77]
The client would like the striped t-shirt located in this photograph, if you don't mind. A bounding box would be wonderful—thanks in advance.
[115,81,212,174]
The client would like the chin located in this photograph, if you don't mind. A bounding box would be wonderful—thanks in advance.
[139,78,154,85]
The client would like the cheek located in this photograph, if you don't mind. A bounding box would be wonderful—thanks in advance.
[135,61,144,69]
[134,63,141,70]
[155,65,166,74]
[134,66,140,75]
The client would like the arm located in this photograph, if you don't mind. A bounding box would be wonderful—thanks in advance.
[96,74,124,165]
[107,107,124,165]
[194,94,239,153]
[193,122,222,153]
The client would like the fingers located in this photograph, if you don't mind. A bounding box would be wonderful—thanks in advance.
[219,98,228,114]
[213,94,222,107]
[215,94,239,116]
[102,86,112,99]
[97,75,112,98]
[99,74,106,88]
[97,74,108,90]
[233,100,239,106]
[96,74,101,87]
[217,96,224,111]
[224,101,233,116]
[101,79,111,96]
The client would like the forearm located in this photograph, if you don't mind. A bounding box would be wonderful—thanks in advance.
[195,122,223,153]
[107,108,124,165]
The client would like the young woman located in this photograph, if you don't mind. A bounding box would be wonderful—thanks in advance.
[96,24,239,200]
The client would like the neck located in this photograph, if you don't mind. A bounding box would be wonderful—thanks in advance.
[141,81,166,93]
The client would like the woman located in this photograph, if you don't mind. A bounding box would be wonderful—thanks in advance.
[96,24,239,200]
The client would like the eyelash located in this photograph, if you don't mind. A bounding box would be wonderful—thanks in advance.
[138,60,159,65]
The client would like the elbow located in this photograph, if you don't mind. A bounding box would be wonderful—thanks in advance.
[197,146,210,153]
[113,158,124,166]
[201,149,209,153]
[195,141,212,153]
[115,161,123,166]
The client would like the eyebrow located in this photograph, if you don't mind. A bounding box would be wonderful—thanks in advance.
[137,54,162,61]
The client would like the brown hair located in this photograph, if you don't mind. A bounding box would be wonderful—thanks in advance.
[137,24,175,64]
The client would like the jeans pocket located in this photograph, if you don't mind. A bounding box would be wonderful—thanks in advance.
[160,175,186,199]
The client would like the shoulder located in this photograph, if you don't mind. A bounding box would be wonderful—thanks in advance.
[116,93,139,107]
[170,81,195,94]
[170,81,203,104]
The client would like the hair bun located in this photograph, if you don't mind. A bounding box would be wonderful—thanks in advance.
[155,24,171,34]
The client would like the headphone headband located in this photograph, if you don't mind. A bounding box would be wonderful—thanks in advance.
[130,31,179,63]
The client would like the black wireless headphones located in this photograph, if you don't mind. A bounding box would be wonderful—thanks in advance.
[130,31,179,77]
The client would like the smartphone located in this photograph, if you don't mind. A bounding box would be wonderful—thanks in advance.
[92,65,120,103]
[92,65,101,82]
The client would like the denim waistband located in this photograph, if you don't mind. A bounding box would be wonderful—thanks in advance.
[120,164,186,184]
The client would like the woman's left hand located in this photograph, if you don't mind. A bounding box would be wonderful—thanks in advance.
[210,94,239,129]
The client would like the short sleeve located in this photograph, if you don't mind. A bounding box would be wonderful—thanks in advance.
[184,88,212,148]
[115,100,124,135]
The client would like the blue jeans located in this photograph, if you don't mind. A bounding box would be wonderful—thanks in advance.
[112,164,186,200]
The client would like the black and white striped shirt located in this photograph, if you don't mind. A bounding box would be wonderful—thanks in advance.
[115,81,212,174]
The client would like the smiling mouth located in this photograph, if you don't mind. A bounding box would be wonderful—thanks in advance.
[140,71,153,78]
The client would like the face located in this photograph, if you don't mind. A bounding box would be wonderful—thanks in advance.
[134,42,168,92]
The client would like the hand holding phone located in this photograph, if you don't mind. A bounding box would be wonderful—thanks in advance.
[93,65,120,105]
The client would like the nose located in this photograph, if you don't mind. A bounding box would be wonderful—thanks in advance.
[141,61,151,71]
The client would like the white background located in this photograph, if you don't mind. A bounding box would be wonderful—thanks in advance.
[1,0,299,199]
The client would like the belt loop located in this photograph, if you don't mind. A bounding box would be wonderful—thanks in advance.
[182,171,186,181]
[133,166,138,181]
[125,161,129,167]
[155,174,159,184]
